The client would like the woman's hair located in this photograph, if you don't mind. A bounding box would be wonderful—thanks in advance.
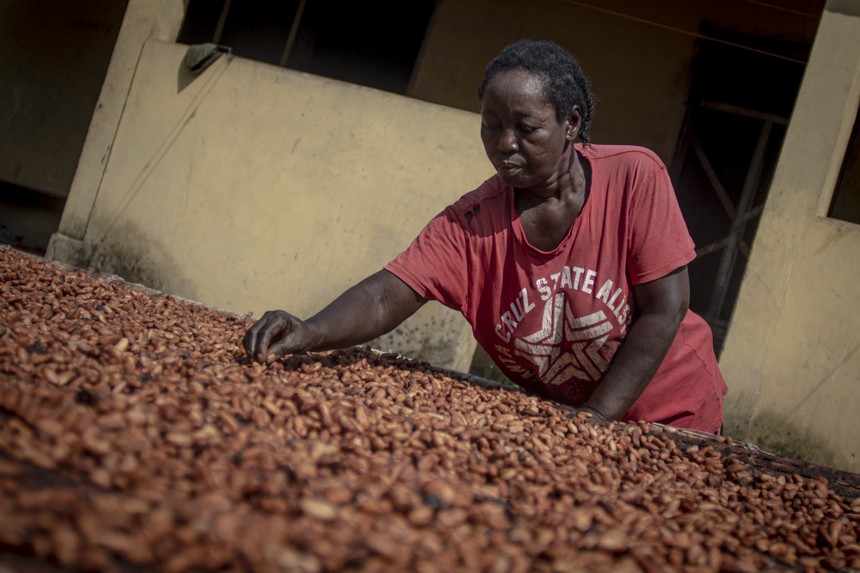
[477,40,595,144]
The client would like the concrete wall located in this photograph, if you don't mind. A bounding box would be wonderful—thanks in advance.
[0,0,128,197]
[719,1,860,473]
[411,0,821,163]
[54,38,487,372]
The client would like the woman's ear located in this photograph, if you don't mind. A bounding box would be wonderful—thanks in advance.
[566,106,582,141]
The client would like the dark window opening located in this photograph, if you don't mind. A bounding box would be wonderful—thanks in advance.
[828,106,860,225]
[177,0,437,95]
[217,2,299,66]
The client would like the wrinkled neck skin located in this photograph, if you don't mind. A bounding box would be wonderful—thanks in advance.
[515,145,588,217]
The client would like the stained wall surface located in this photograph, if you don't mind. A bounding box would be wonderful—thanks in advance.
[58,39,487,372]
[719,2,860,473]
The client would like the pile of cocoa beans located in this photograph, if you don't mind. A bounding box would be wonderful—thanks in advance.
[1,246,858,573]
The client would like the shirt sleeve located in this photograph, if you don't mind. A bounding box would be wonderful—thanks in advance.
[626,160,696,285]
[384,208,471,314]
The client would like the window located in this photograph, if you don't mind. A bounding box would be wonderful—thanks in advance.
[829,105,860,225]
[177,0,437,95]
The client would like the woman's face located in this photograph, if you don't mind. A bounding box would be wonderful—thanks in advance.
[480,69,579,190]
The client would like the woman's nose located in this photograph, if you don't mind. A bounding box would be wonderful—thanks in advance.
[498,129,518,152]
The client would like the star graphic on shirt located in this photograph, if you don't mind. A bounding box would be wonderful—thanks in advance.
[513,293,613,386]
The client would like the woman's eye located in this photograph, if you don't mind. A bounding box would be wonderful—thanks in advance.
[481,122,501,130]
[519,124,537,134]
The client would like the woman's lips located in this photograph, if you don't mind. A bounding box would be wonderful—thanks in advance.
[497,161,522,176]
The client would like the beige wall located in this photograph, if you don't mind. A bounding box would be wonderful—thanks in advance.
[56,0,184,239]
[0,0,127,197]
[55,38,488,372]
[411,0,821,162]
[720,1,860,473]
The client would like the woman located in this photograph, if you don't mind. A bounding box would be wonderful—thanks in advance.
[244,40,727,433]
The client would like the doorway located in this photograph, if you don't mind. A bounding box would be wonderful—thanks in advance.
[671,30,811,354]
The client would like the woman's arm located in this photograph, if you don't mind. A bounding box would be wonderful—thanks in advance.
[243,270,426,362]
[581,266,689,420]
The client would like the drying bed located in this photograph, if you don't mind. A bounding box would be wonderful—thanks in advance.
[1,246,858,572]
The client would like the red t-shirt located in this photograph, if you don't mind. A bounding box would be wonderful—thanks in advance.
[386,144,727,432]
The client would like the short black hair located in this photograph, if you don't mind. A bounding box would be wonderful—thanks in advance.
[477,40,595,144]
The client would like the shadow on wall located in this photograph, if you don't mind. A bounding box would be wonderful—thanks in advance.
[84,220,198,303]
[734,411,844,470]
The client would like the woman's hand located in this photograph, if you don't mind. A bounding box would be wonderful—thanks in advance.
[243,310,314,363]
[242,270,426,363]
